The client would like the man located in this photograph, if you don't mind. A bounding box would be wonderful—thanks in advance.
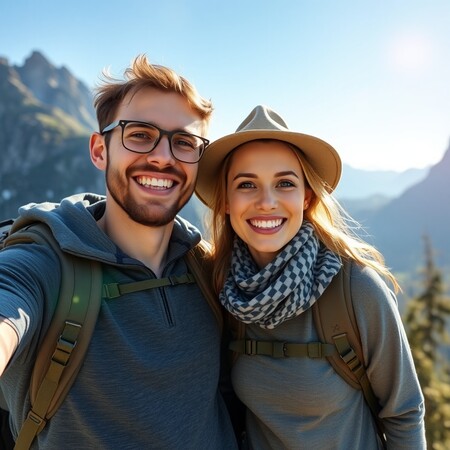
[0,55,238,449]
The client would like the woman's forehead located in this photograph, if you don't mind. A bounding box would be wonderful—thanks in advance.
[230,140,302,169]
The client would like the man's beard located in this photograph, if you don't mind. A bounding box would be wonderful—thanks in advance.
[105,162,193,227]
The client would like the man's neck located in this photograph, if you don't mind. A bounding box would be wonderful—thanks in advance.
[97,205,174,277]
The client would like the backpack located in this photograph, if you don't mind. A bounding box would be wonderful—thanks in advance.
[0,217,221,450]
[227,260,387,449]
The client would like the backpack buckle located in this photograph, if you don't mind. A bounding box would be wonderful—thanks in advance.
[244,339,257,355]
[52,321,82,366]
[243,340,287,357]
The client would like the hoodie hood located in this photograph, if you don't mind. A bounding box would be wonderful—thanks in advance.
[16,193,202,266]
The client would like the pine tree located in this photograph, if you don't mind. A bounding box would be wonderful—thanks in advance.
[405,235,450,449]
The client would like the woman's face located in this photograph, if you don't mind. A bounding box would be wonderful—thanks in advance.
[226,140,312,268]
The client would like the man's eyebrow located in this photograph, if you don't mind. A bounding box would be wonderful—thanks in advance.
[232,170,300,181]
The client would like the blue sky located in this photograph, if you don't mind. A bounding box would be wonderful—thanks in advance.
[1,0,449,171]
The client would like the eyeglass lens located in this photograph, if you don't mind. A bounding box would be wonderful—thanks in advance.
[122,122,204,163]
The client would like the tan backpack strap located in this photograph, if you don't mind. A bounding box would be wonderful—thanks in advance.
[313,259,386,447]
[185,241,223,334]
[6,224,103,450]
[229,339,335,358]
[312,260,364,388]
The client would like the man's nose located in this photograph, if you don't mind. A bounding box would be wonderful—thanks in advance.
[146,135,175,165]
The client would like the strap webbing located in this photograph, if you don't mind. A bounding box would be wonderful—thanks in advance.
[333,333,384,444]
[184,246,223,334]
[103,273,196,299]
[14,253,102,450]
[5,222,217,449]
[15,322,82,448]
[229,339,336,358]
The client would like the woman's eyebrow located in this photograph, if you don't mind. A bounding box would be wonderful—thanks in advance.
[275,171,300,179]
[232,170,300,181]
[232,172,257,181]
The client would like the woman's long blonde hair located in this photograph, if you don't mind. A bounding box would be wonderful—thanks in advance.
[207,140,400,295]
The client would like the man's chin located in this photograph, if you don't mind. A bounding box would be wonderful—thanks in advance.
[126,200,188,227]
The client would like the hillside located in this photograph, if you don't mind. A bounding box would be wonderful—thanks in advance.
[0,52,102,217]
[334,165,428,200]
[361,143,450,273]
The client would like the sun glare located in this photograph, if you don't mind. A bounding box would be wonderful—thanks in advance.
[387,31,436,75]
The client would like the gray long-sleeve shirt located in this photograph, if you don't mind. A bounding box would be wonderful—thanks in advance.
[0,194,237,449]
[231,262,425,450]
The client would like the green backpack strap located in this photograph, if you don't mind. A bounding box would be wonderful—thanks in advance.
[184,240,223,334]
[4,222,102,450]
[103,273,196,299]
[312,259,386,447]
[1,223,222,449]
[102,240,218,302]
[101,238,224,331]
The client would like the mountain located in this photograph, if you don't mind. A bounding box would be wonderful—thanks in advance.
[0,50,448,279]
[334,165,429,200]
[339,194,392,219]
[13,51,96,131]
[0,51,103,218]
[359,143,450,273]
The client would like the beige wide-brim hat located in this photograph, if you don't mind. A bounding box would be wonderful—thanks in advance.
[195,105,342,208]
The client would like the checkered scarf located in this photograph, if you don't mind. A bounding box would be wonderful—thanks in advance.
[219,221,342,329]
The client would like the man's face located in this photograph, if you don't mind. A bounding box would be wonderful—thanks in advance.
[100,88,204,227]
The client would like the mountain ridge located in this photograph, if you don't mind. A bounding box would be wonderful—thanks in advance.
[364,141,450,272]
[14,50,96,131]
[1,50,448,278]
[0,52,103,217]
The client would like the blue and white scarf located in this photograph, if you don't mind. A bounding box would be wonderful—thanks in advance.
[219,221,342,329]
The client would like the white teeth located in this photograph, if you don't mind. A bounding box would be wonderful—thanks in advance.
[250,219,283,229]
[137,176,174,189]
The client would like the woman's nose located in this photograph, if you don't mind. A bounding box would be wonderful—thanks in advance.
[255,188,277,210]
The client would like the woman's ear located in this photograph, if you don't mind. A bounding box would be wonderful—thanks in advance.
[90,133,107,171]
[225,202,230,214]
[303,188,313,210]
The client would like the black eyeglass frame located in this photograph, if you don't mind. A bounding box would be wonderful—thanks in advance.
[101,119,210,164]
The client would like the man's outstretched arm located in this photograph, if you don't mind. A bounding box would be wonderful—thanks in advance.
[0,319,18,376]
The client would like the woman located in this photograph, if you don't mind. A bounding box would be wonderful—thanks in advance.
[195,105,426,449]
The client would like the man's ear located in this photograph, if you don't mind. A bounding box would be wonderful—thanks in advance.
[90,133,107,170]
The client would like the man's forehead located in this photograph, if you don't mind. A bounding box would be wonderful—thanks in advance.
[119,88,202,131]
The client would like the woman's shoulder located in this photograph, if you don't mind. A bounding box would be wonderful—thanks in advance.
[344,259,400,327]
[347,258,393,293]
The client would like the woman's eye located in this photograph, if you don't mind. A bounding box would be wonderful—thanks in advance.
[237,181,255,189]
[278,180,295,188]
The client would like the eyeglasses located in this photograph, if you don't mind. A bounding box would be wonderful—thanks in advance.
[101,119,209,164]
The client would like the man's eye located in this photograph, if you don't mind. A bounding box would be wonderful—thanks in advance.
[174,138,196,149]
[125,128,156,140]
[130,132,151,139]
